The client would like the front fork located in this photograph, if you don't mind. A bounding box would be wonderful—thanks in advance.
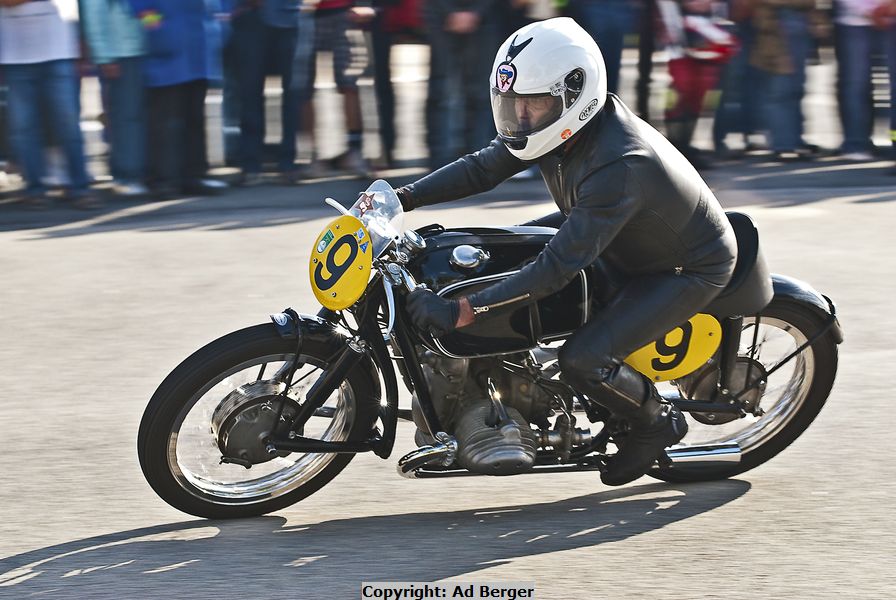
[266,305,398,458]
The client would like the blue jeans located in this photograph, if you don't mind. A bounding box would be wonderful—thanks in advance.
[571,0,634,95]
[835,24,896,153]
[425,17,499,169]
[713,23,763,148]
[3,59,90,194]
[101,57,146,182]
[231,12,299,174]
[762,10,811,152]
[372,13,396,161]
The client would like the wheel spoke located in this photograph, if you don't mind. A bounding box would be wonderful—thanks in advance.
[679,315,815,451]
[169,354,355,502]
[286,366,320,391]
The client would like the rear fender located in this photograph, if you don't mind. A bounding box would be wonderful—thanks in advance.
[770,275,844,344]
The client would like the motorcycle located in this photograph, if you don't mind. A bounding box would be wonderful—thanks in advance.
[138,180,843,519]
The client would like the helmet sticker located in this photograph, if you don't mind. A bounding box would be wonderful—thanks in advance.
[505,34,534,62]
[496,63,516,93]
[561,129,572,140]
[579,99,600,121]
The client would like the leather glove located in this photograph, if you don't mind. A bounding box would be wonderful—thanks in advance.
[406,288,460,337]
[395,186,415,212]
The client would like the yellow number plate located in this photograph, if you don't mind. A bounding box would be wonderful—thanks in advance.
[624,313,722,382]
[309,215,373,311]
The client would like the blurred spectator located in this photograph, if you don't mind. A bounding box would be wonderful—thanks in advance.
[637,0,657,120]
[230,0,300,185]
[657,0,736,168]
[712,0,764,155]
[0,0,98,209]
[833,0,896,160]
[371,1,403,170]
[0,74,11,180]
[370,0,422,170]
[81,0,148,197]
[750,0,828,160]
[498,0,557,35]
[130,0,228,197]
[423,0,500,170]
[298,0,374,178]
[567,0,637,95]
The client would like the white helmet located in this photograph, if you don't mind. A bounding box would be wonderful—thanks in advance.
[490,17,607,161]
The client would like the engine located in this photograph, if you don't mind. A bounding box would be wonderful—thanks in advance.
[412,349,557,475]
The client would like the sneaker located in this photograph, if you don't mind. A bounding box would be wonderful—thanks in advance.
[299,159,329,180]
[797,142,822,156]
[69,193,103,210]
[237,172,265,187]
[773,151,804,162]
[182,178,228,196]
[112,181,149,197]
[333,149,370,178]
[841,151,874,162]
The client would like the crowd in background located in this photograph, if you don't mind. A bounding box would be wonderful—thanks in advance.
[1,0,896,210]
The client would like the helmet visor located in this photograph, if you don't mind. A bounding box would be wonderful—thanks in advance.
[491,89,564,138]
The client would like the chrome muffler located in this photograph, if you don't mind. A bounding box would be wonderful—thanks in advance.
[397,433,458,479]
[398,438,741,478]
[658,442,742,469]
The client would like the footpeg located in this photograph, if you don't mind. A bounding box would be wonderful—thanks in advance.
[397,433,458,478]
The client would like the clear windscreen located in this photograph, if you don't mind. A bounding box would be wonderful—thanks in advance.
[348,179,404,258]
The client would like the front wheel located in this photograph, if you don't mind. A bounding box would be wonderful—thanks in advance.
[138,324,380,518]
[651,299,838,483]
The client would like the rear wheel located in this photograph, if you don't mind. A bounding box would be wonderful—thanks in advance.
[138,324,380,518]
[651,299,838,482]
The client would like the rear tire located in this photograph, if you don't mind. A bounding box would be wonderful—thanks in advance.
[138,324,380,518]
[650,299,838,483]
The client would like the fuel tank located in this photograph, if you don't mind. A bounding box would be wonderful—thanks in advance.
[408,226,591,358]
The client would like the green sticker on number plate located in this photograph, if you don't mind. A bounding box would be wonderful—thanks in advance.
[309,215,373,310]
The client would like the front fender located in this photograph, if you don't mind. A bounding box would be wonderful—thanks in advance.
[771,275,844,344]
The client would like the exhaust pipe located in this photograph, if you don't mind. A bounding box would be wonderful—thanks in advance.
[397,435,458,479]
[659,442,742,469]
[398,439,740,478]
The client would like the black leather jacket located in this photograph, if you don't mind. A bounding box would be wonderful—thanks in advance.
[400,95,738,315]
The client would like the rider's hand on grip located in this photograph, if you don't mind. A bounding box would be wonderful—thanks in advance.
[395,186,415,212]
[406,289,460,338]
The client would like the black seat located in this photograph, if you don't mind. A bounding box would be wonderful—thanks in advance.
[704,212,774,318]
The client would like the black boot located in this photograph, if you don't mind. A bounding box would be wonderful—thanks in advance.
[601,393,688,486]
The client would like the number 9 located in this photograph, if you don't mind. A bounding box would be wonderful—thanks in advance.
[314,235,359,291]
[651,321,693,372]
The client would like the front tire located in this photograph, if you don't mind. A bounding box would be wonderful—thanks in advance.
[138,324,380,518]
[651,299,838,483]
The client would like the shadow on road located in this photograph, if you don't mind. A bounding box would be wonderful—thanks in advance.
[0,480,750,599]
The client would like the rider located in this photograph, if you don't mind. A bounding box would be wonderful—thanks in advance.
[397,17,738,486]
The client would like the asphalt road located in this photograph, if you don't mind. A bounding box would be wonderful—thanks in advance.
[0,151,894,599]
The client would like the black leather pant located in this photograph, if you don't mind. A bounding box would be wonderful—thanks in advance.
[524,211,734,415]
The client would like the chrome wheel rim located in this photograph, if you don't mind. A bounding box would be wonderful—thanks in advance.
[676,316,815,451]
[167,353,356,504]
